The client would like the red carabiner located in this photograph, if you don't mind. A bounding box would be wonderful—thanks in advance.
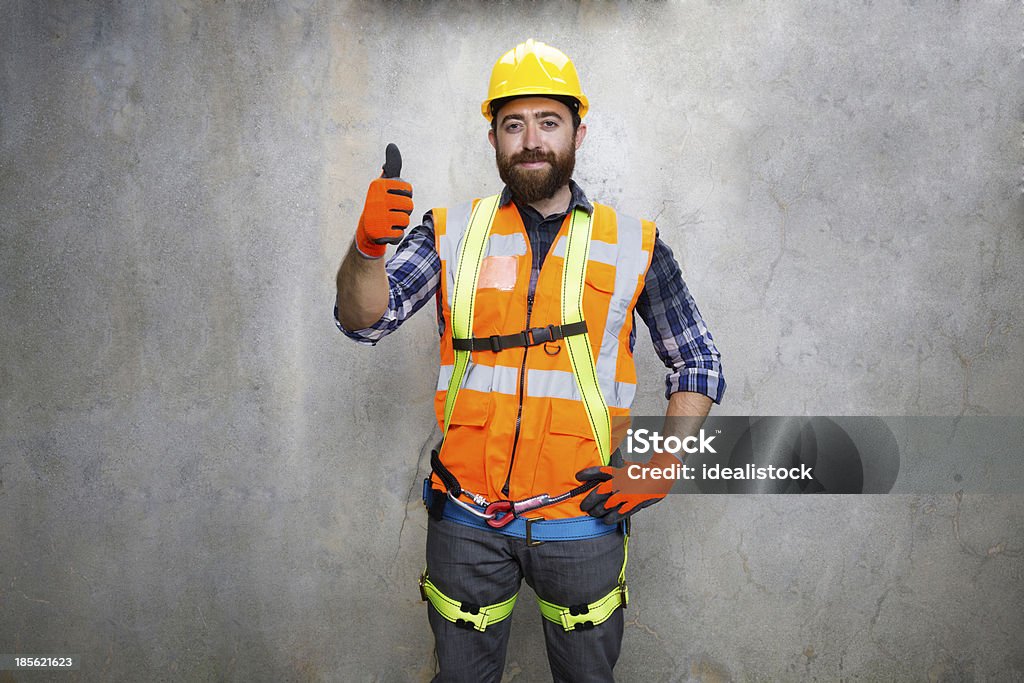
[485,500,515,528]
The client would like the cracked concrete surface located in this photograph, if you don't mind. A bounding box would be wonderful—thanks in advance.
[2,1,1022,680]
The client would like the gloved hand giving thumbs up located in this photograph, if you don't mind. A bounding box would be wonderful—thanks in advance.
[355,143,413,259]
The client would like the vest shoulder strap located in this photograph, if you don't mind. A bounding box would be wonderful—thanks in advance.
[442,195,500,435]
[560,207,612,465]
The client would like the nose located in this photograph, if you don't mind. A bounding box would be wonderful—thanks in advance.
[522,121,542,151]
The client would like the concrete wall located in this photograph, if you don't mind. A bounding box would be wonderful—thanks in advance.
[2,1,1021,680]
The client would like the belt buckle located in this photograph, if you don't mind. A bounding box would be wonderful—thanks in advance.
[525,516,545,547]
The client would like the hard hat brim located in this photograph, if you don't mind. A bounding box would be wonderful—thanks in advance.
[482,91,590,121]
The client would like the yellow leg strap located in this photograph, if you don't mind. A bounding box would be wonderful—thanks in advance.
[535,531,630,631]
[419,569,518,632]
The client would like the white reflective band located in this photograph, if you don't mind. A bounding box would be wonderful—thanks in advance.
[485,233,528,258]
[526,368,579,401]
[552,236,617,266]
[481,364,518,395]
[438,201,475,312]
[526,368,636,409]
[437,364,454,392]
[437,363,519,396]
[594,212,649,411]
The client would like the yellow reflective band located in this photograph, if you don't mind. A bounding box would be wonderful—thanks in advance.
[442,194,500,435]
[561,208,612,465]
[419,570,518,632]
[536,531,630,631]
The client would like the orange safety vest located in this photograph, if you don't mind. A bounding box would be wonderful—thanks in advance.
[431,198,656,519]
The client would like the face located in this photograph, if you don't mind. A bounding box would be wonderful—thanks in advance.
[489,96,587,204]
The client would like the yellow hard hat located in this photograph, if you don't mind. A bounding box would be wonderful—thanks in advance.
[481,39,589,121]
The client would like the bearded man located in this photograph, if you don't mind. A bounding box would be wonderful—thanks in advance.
[334,39,725,683]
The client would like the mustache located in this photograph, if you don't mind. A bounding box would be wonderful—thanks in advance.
[507,150,557,165]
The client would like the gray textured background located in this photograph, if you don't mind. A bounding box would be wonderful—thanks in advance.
[2,1,1022,681]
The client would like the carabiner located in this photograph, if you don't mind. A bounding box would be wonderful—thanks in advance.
[447,491,496,520]
[485,500,516,528]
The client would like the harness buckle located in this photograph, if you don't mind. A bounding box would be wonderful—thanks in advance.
[418,571,428,602]
[488,334,502,352]
[525,516,545,547]
[526,325,556,346]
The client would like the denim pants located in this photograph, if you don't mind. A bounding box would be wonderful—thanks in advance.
[425,515,626,682]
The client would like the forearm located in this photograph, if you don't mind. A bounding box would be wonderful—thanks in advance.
[335,241,389,330]
[662,391,713,456]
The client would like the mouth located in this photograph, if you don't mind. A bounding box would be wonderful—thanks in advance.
[516,160,549,169]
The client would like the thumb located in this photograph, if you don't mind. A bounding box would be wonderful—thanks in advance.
[381,142,402,179]
[575,466,614,483]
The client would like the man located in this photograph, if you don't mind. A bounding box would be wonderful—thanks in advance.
[335,39,725,683]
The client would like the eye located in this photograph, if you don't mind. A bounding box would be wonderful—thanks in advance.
[541,120,558,129]
[504,121,523,133]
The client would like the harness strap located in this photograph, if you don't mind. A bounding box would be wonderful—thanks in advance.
[536,532,630,631]
[561,208,612,466]
[441,195,499,436]
[424,481,620,543]
[452,321,588,352]
[419,571,518,632]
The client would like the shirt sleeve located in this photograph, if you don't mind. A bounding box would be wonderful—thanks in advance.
[635,231,727,403]
[334,211,442,346]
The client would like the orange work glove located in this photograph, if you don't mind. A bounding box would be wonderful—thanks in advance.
[355,176,413,259]
[575,450,681,525]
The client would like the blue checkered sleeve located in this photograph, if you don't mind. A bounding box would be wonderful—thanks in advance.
[334,212,441,345]
[635,232,727,403]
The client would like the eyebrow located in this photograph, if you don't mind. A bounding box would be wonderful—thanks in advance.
[499,111,565,126]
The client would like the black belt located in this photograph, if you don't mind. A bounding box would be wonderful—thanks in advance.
[452,321,588,352]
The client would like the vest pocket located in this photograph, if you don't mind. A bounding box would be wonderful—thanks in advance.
[440,391,492,494]
[584,262,616,294]
[447,391,490,427]
[529,399,602,499]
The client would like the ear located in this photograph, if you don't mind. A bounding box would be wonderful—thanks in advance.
[488,127,497,150]
[574,122,587,149]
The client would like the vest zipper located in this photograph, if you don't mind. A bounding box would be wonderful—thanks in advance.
[501,291,535,497]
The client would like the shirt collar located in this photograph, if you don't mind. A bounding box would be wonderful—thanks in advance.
[498,179,594,217]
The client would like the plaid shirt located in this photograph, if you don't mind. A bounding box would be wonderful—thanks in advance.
[336,182,726,403]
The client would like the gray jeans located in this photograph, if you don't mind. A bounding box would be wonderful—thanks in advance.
[425,516,626,683]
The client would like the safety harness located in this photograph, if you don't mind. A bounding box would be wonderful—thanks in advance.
[421,194,629,632]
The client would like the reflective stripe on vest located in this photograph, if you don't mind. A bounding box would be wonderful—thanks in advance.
[436,365,635,408]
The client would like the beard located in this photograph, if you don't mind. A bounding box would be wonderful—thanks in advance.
[495,141,576,204]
